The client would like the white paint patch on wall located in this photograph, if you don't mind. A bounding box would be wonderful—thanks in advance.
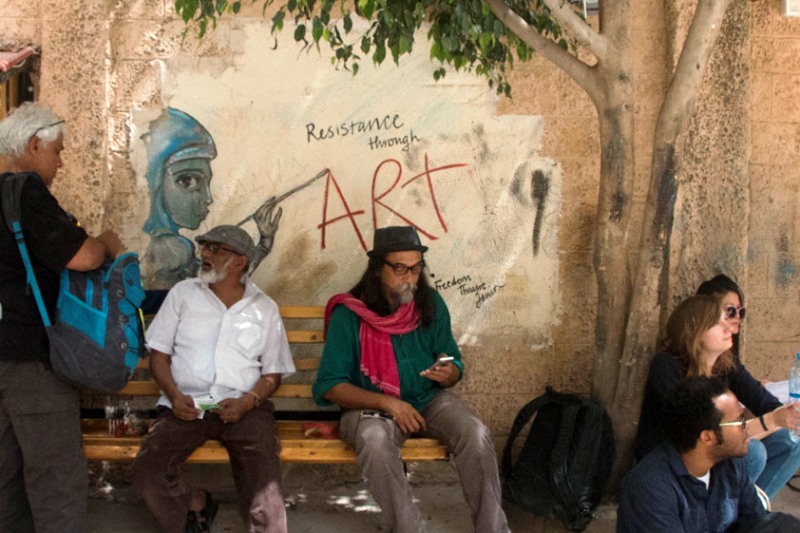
[129,20,561,337]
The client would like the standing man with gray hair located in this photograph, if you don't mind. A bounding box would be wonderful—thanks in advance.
[0,102,123,532]
[313,226,509,533]
[133,225,295,533]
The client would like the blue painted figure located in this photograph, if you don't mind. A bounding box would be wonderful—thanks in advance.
[141,108,282,288]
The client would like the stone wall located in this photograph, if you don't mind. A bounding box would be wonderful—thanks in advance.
[3,0,800,444]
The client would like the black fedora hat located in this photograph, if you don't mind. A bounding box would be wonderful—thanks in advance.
[367,226,428,257]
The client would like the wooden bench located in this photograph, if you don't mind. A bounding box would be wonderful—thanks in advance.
[80,305,448,464]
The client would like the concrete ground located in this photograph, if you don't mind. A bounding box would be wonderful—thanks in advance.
[88,461,800,532]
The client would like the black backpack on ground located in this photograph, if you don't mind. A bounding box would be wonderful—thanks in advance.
[501,386,615,532]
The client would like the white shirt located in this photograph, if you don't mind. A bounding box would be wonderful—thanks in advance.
[146,276,295,408]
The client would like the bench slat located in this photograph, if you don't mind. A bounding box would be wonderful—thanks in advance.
[82,421,448,464]
[116,382,314,398]
[278,306,325,319]
[135,357,320,372]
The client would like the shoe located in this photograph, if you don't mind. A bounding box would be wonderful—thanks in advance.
[185,490,218,533]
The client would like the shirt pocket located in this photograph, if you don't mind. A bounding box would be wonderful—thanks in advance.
[230,316,266,359]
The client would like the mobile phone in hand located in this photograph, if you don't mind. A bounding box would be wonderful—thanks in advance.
[426,356,454,372]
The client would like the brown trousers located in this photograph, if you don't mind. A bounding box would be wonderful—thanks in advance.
[132,402,286,533]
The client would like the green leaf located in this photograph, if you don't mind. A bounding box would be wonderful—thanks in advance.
[430,41,444,62]
[231,1,240,14]
[294,24,306,42]
[312,17,323,42]
[373,43,386,64]
[398,35,411,55]
[344,13,353,32]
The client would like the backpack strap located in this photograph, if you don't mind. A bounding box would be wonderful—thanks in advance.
[501,387,559,478]
[548,399,584,516]
[1,174,52,327]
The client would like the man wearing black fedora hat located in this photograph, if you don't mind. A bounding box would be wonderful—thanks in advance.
[313,226,509,533]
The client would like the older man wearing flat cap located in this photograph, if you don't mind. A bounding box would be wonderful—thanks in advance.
[133,225,295,533]
[313,226,509,533]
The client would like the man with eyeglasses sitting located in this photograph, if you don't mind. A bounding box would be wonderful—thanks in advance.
[313,226,509,533]
[618,376,800,533]
[132,225,295,533]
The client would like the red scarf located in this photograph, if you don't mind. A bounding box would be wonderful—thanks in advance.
[324,293,420,398]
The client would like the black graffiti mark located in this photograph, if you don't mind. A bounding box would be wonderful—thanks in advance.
[433,274,472,292]
[306,114,405,143]
[531,169,550,256]
[368,130,421,152]
[475,283,506,309]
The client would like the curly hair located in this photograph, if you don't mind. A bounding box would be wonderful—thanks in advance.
[661,376,728,453]
[349,255,435,328]
[664,295,735,378]
[0,102,65,157]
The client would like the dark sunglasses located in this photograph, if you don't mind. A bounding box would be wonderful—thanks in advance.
[199,242,240,255]
[724,305,746,320]
[384,260,425,276]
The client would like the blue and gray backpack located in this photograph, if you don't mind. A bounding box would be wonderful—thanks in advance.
[2,173,145,392]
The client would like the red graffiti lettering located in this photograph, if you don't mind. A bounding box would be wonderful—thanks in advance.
[318,153,467,251]
[317,169,367,250]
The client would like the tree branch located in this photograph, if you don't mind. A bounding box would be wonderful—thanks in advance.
[655,0,733,144]
[541,0,606,61]
[483,0,599,99]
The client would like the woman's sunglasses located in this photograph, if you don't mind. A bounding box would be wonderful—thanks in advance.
[724,305,746,320]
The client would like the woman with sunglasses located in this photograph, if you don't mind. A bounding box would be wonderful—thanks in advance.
[696,274,746,356]
[635,294,800,501]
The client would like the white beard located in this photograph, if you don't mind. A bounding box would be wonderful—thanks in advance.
[198,257,232,285]
[393,282,417,305]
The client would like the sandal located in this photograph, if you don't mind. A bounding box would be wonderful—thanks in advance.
[185,490,218,533]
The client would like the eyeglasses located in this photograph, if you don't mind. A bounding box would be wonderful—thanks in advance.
[383,260,425,276]
[718,416,747,430]
[724,305,746,320]
[32,120,65,137]
[199,242,239,255]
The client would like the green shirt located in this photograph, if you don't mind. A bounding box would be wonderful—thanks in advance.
[312,291,462,413]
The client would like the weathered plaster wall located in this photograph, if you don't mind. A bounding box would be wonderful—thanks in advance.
[748,1,800,380]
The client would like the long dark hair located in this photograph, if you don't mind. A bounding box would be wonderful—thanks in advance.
[349,255,436,328]
[696,274,743,357]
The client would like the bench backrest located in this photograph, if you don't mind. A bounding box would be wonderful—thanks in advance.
[108,305,325,404]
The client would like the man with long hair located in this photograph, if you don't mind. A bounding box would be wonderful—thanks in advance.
[313,226,509,533]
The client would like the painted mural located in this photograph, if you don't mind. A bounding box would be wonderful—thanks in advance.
[129,21,562,344]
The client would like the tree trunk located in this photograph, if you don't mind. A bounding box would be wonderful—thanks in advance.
[608,0,735,484]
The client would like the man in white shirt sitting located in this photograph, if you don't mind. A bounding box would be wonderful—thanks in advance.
[133,225,295,533]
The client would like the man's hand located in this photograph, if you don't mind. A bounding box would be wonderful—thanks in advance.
[170,392,201,421]
[96,229,124,259]
[769,402,800,432]
[381,397,427,434]
[420,361,460,388]
[213,396,254,424]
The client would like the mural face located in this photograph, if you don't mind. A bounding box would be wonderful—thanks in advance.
[162,158,213,230]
